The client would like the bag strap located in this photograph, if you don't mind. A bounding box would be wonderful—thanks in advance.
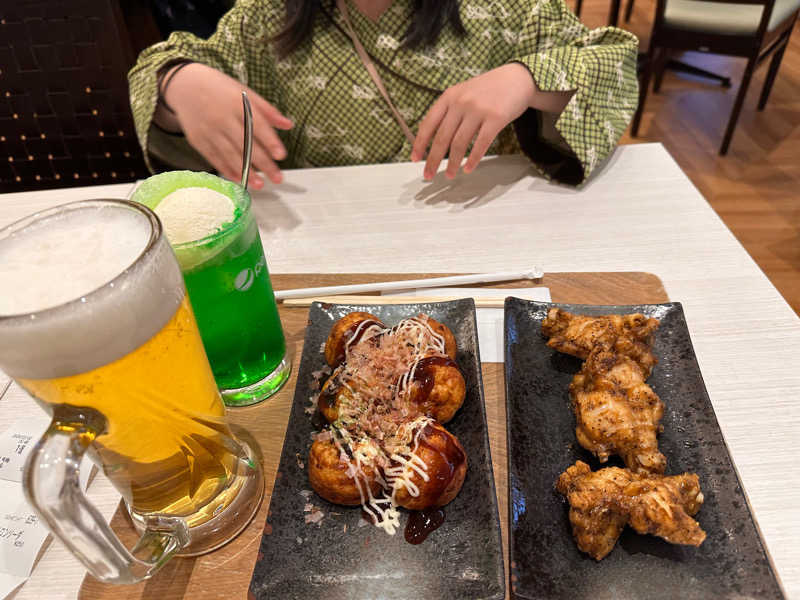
[335,0,416,146]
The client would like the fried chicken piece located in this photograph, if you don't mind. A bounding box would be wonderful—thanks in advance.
[612,333,658,379]
[556,461,705,560]
[555,461,630,559]
[541,308,659,367]
[570,347,666,473]
[624,475,705,546]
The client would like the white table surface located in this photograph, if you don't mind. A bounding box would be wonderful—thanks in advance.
[1,143,798,598]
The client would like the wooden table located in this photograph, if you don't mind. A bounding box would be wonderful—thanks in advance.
[2,144,799,599]
[79,271,667,600]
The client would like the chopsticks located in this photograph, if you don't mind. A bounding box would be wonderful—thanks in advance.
[273,267,543,301]
[281,295,510,308]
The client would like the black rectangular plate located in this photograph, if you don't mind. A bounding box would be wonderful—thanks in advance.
[250,299,504,600]
[504,299,783,600]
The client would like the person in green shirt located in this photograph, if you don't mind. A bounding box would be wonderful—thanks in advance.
[129,0,639,189]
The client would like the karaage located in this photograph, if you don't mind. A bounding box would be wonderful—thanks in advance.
[570,346,666,474]
[542,308,665,473]
[556,460,705,560]
[541,307,659,365]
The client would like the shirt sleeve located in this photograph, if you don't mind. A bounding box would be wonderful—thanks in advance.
[127,0,280,173]
[508,1,639,185]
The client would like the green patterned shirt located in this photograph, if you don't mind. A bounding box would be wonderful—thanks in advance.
[128,0,639,185]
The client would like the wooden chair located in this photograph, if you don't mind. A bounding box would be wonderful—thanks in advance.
[624,0,637,22]
[574,0,624,25]
[631,0,800,155]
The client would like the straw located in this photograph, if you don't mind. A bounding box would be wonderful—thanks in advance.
[273,267,543,300]
[282,295,511,308]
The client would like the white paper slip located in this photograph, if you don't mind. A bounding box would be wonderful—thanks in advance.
[0,414,51,484]
[0,416,93,489]
[0,415,95,599]
[383,287,552,362]
[0,573,26,600]
[0,481,51,579]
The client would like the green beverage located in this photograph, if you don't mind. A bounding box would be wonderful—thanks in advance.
[132,171,290,406]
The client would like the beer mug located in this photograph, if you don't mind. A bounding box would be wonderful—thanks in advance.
[0,199,263,583]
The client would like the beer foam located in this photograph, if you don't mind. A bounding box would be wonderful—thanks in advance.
[155,187,235,245]
[0,202,185,379]
[0,206,151,314]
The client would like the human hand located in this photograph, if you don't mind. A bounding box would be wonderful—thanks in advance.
[161,63,293,188]
[411,63,570,180]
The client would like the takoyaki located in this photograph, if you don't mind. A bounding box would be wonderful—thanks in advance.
[309,312,469,536]
[400,356,465,424]
[423,316,457,360]
[320,354,465,425]
[308,435,382,506]
[387,420,467,511]
[317,377,354,424]
[324,311,384,367]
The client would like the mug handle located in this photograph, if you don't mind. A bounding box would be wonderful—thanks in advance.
[23,405,189,584]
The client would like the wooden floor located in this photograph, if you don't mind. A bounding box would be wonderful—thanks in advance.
[578,1,800,314]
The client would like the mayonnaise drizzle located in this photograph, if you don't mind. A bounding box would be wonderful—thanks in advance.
[344,319,384,354]
[320,315,449,535]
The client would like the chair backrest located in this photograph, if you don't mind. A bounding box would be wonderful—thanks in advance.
[0,0,151,193]
[654,0,778,42]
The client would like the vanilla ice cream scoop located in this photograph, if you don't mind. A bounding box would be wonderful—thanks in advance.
[155,187,236,245]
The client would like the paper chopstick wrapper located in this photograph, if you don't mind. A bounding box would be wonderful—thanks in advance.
[282,295,510,307]
[273,267,543,301]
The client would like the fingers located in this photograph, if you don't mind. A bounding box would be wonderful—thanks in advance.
[411,95,449,162]
[253,116,287,163]
[173,72,292,187]
[251,92,293,130]
[423,110,462,180]
[218,105,287,188]
[184,125,234,181]
[219,126,282,188]
[463,122,500,174]
[249,93,290,185]
[445,116,481,179]
[414,85,502,179]
[211,133,250,184]
[251,135,283,186]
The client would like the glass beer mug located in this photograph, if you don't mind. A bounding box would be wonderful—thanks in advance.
[0,199,263,583]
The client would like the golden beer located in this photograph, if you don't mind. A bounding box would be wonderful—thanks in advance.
[18,296,245,523]
[0,199,263,580]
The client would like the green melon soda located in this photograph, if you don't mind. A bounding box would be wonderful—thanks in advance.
[132,171,290,406]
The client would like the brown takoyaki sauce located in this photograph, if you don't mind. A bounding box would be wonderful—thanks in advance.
[361,507,378,525]
[343,318,381,349]
[417,423,467,499]
[404,508,446,544]
[318,381,338,416]
[409,356,461,402]
[328,318,383,366]
[311,314,467,535]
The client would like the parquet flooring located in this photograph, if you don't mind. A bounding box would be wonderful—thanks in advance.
[579,1,800,314]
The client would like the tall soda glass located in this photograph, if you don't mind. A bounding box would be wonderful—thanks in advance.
[132,171,291,406]
[0,199,264,583]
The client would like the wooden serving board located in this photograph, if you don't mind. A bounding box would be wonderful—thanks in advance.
[79,272,667,600]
